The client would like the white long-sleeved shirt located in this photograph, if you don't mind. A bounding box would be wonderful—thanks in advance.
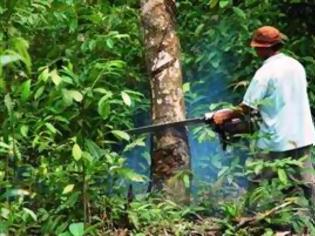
[243,53,315,151]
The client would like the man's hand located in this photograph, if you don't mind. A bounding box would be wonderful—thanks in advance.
[213,108,235,125]
[210,104,253,125]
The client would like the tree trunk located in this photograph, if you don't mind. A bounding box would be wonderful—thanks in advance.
[140,0,191,203]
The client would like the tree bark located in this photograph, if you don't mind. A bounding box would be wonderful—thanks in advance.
[140,0,191,203]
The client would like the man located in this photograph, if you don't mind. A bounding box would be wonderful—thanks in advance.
[213,26,315,207]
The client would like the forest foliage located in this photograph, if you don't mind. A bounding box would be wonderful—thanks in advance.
[0,0,315,235]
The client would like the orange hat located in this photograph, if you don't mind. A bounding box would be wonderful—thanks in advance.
[250,26,287,48]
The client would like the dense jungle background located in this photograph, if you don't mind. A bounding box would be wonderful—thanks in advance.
[1,0,315,235]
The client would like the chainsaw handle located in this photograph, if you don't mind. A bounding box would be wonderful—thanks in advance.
[205,112,260,150]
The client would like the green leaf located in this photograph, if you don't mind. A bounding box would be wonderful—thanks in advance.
[62,89,74,106]
[195,24,205,36]
[62,184,75,194]
[68,90,83,102]
[65,0,74,5]
[4,93,13,114]
[58,232,72,236]
[254,164,263,175]
[263,229,274,236]
[23,207,37,221]
[20,79,31,101]
[219,0,229,8]
[69,222,84,236]
[97,95,110,119]
[61,76,74,84]
[106,38,114,49]
[183,174,190,188]
[111,130,130,141]
[123,137,146,152]
[233,7,246,19]
[278,168,288,185]
[50,69,62,86]
[72,144,82,161]
[209,0,219,8]
[129,212,140,229]
[218,166,229,177]
[0,54,21,66]
[5,189,30,198]
[1,208,10,219]
[182,82,190,93]
[34,86,45,100]
[93,88,111,94]
[121,91,131,106]
[45,122,57,134]
[11,37,32,73]
[211,155,222,169]
[85,139,103,159]
[20,125,29,137]
[39,67,50,82]
[117,167,145,182]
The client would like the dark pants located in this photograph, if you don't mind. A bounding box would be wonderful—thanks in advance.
[249,145,315,209]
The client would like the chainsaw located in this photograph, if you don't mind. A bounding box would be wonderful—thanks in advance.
[126,110,260,150]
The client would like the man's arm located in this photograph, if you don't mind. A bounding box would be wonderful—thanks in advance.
[212,103,254,125]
